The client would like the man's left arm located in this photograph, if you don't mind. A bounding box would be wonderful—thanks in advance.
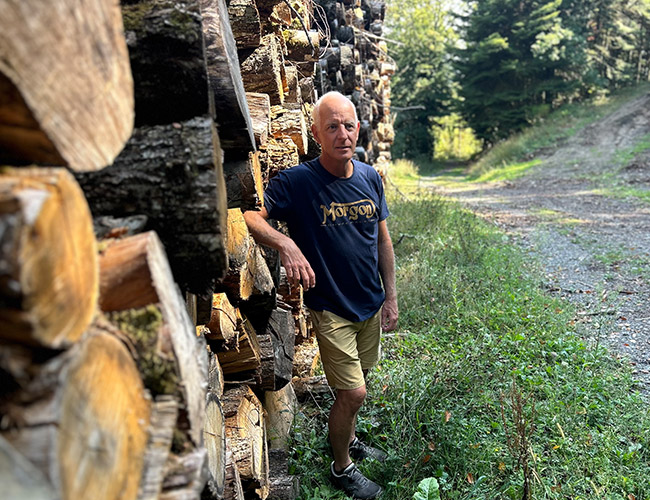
[378,220,398,332]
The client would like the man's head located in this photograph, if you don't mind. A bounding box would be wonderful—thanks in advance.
[311,91,360,170]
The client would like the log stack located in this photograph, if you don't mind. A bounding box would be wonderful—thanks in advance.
[1,0,394,498]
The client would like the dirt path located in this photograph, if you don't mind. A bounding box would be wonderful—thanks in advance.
[431,91,650,394]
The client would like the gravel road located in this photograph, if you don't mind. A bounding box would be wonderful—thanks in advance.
[431,91,650,394]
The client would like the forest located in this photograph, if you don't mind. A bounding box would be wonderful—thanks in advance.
[386,0,650,160]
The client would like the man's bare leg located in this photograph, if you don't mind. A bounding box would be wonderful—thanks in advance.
[329,385,366,471]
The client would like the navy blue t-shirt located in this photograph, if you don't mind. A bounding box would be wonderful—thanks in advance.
[264,158,389,322]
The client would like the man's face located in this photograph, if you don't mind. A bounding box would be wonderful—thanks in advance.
[312,96,360,165]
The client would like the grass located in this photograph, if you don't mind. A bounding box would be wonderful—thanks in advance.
[289,175,650,499]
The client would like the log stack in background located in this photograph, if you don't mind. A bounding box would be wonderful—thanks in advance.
[0,0,393,499]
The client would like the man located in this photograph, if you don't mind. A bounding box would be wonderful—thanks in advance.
[243,91,398,499]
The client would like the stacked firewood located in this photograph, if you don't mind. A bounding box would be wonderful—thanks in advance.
[313,0,395,174]
[0,0,391,499]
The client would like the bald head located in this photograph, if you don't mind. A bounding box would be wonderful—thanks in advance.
[312,91,358,132]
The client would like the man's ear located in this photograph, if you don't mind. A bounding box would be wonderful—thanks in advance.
[311,123,321,144]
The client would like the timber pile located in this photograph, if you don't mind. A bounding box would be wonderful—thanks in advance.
[313,0,396,174]
[1,0,395,498]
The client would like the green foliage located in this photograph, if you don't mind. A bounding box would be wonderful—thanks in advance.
[413,478,441,500]
[290,180,650,499]
[386,0,458,160]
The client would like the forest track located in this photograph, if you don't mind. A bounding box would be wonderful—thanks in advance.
[430,90,650,394]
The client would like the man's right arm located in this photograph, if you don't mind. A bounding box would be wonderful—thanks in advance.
[243,209,316,290]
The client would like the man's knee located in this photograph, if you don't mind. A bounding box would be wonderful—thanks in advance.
[336,386,367,412]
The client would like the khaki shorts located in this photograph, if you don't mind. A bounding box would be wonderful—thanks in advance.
[309,308,382,390]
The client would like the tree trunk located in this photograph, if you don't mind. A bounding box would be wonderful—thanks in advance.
[76,116,228,295]
[0,0,133,170]
[246,92,271,147]
[137,396,179,500]
[257,306,295,391]
[240,34,286,105]
[206,292,240,349]
[270,106,309,156]
[0,323,151,500]
[0,168,98,348]
[224,151,264,210]
[201,0,257,152]
[227,0,262,49]
[98,231,208,447]
[203,391,227,499]
[264,383,298,450]
[223,385,269,497]
[223,447,245,500]
[0,434,56,500]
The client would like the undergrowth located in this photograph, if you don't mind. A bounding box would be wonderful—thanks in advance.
[289,179,650,499]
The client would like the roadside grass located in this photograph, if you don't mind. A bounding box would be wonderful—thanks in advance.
[289,170,650,499]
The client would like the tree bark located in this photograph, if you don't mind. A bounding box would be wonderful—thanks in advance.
[227,0,261,49]
[206,292,240,349]
[224,151,264,210]
[0,323,151,500]
[98,231,208,447]
[264,383,298,450]
[0,435,56,500]
[246,92,271,147]
[223,447,245,500]
[0,0,133,170]
[257,306,295,391]
[270,106,309,156]
[0,168,98,348]
[76,116,228,295]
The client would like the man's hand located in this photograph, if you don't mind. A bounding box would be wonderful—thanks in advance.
[243,209,316,291]
[381,295,398,332]
[278,239,316,290]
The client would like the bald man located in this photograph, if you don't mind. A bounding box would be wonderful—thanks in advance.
[244,91,398,499]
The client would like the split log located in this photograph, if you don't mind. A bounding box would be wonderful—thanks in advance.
[227,0,261,49]
[224,150,264,210]
[0,435,55,500]
[259,137,300,182]
[240,34,286,105]
[0,168,97,348]
[98,231,208,447]
[294,309,311,345]
[201,0,257,151]
[284,65,302,107]
[203,392,227,500]
[246,92,271,146]
[267,449,299,500]
[221,208,275,310]
[291,375,332,402]
[270,106,308,156]
[264,383,297,450]
[277,267,303,313]
[208,348,225,397]
[257,306,295,391]
[76,116,227,294]
[216,310,261,381]
[223,447,245,500]
[283,30,320,62]
[160,448,209,500]
[223,385,269,497]
[0,0,133,170]
[0,324,151,500]
[206,293,239,349]
[292,336,320,378]
[138,396,179,500]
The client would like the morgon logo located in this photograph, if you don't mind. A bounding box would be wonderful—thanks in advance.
[320,199,377,225]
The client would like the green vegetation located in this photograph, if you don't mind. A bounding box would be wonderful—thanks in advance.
[289,169,650,499]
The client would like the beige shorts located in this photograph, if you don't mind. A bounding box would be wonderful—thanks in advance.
[309,308,382,390]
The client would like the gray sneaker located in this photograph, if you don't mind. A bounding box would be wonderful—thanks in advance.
[330,462,383,499]
[349,437,388,463]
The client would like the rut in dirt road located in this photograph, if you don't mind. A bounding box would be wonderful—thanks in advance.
[434,90,650,394]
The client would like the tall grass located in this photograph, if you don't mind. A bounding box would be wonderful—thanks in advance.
[289,180,650,499]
